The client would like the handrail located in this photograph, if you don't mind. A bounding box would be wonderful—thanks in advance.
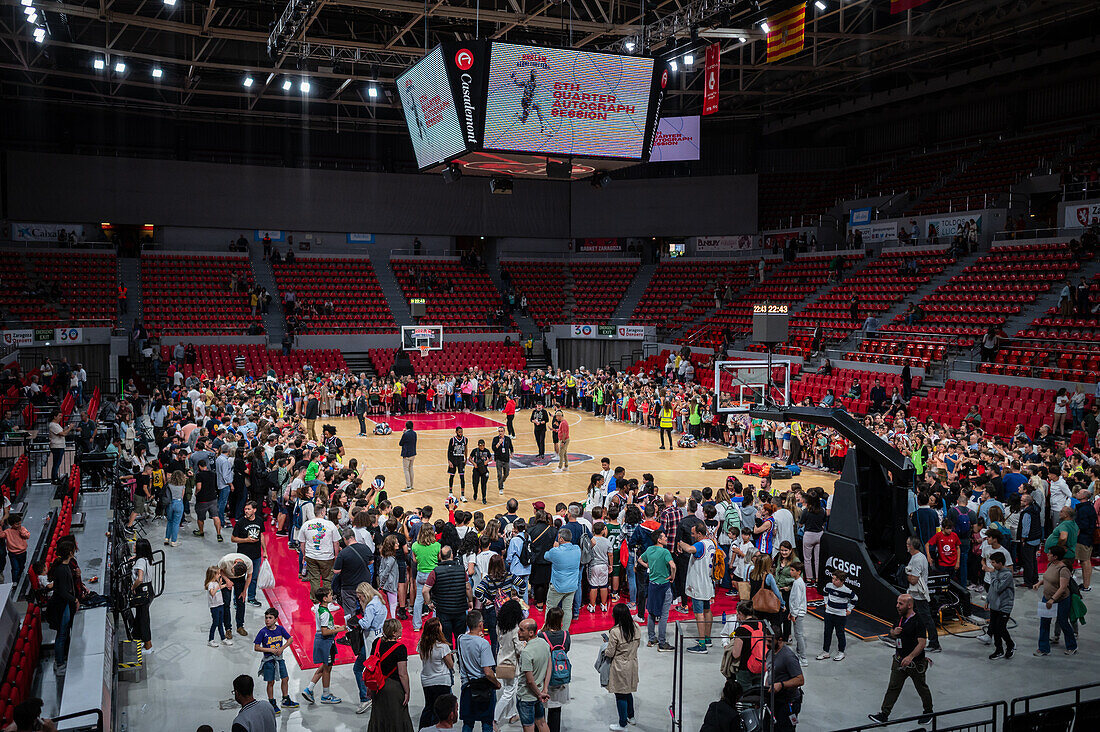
[1062,180,1100,202]
[1010,680,1100,716]
[53,707,104,731]
[832,700,1006,732]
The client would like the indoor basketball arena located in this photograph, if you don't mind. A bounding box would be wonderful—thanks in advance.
[2,1,1100,731]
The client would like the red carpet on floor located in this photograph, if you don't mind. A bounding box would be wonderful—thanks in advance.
[367,412,504,431]
[264,527,742,669]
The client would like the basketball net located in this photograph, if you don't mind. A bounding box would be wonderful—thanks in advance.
[418,344,430,358]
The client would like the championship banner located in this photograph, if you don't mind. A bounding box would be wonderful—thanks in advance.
[890,0,933,13]
[11,223,85,242]
[695,235,761,252]
[925,214,981,238]
[766,4,806,63]
[1064,203,1100,228]
[576,238,624,253]
[850,221,898,244]
[650,116,700,162]
[702,43,720,116]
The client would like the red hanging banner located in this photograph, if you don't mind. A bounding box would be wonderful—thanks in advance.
[702,42,721,116]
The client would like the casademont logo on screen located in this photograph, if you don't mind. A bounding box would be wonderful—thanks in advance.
[455,48,477,144]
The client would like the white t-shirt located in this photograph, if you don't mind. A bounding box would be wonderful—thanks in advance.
[772,508,796,548]
[48,421,66,449]
[207,580,223,608]
[297,519,339,560]
[420,641,454,688]
[1054,396,1069,415]
[981,541,1013,584]
[133,557,150,584]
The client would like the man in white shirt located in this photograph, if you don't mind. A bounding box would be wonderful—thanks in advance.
[1048,468,1071,518]
[297,507,341,595]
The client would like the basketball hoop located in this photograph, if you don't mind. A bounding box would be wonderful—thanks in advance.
[418,344,430,358]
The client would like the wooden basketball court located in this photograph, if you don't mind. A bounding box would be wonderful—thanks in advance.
[326,408,835,511]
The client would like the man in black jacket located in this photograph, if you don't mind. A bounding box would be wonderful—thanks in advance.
[304,393,320,442]
[423,546,472,647]
[491,426,514,495]
[530,402,549,457]
[353,388,369,436]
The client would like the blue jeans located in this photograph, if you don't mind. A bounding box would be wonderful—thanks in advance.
[646,583,672,643]
[413,571,430,630]
[353,645,370,702]
[573,585,582,619]
[248,557,263,602]
[217,486,231,523]
[462,723,493,732]
[56,604,72,666]
[8,552,26,583]
[626,551,637,603]
[221,577,246,632]
[957,547,969,586]
[50,448,65,481]
[165,499,184,542]
[1038,596,1076,653]
[209,606,226,641]
[616,693,635,727]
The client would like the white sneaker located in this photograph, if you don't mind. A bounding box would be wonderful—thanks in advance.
[976,634,992,645]
[815,652,830,660]
[833,652,846,661]
[587,604,595,613]
[627,719,637,727]
[223,638,234,646]
[552,468,563,473]
[356,701,372,714]
[170,541,180,547]
[610,724,627,732]
[208,640,220,647]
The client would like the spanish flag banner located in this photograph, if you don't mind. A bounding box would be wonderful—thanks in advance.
[766,3,807,63]
[890,0,933,12]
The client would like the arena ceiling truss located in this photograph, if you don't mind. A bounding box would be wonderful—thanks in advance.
[0,0,1096,131]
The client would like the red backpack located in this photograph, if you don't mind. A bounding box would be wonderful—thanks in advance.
[362,641,402,693]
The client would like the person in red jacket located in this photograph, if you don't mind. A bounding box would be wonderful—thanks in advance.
[503,395,517,437]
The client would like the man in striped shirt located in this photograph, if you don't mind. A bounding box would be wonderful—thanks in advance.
[816,569,857,662]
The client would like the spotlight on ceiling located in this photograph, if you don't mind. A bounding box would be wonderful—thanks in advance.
[24,5,35,15]
[282,79,292,91]
[33,28,45,43]
[27,11,37,23]
[684,53,695,66]
[669,59,678,72]
[243,75,254,88]
[815,1,826,10]
[151,67,163,78]
[93,58,105,70]
[367,84,379,98]
[300,79,311,93]
[760,20,771,34]
[624,39,636,52]
[590,171,612,189]
[163,0,177,6]
[114,61,126,73]
[21,0,32,6]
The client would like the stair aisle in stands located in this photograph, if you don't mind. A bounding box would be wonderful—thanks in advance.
[247,247,287,344]
[610,262,656,322]
[117,258,143,334]
[368,248,414,327]
[485,254,538,335]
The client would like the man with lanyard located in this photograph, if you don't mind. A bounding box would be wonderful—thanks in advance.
[491,426,515,496]
[530,402,549,458]
[353,388,369,436]
[678,523,716,654]
[322,425,344,460]
[447,426,469,502]
[767,631,805,732]
[869,594,933,725]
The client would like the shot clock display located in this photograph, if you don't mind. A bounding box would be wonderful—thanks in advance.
[752,302,790,343]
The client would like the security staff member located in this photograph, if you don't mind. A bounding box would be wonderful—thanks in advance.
[530,402,549,457]
[491,426,515,496]
[565,373,577,408]
[659,400,675,450]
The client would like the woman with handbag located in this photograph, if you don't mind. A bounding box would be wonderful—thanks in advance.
[748,553,785,634]
[604,603,641,732]
[417,618,455,729]
[131,538,155,654]
[367,618,414,732]
[494,599,526,727]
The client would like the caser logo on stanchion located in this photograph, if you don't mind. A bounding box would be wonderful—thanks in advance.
[455,48,474,71]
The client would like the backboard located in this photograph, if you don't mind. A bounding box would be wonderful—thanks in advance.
[714,359,791,413]
[401,325,444,357]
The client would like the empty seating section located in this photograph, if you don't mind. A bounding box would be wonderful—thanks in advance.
[391,258,514,330]
[500,260,569,327]
[160,344,346,379]
[0,251,116,326]
[790,368,921,415]
[141,254,261,335]
[982,272,1100,382]
[688,254,862,351]
[910,380,1090,438]
[570,261,638,323]
[0,606,43,725]
[499,260,638,327]
[759,171,830,230]
[368,342,526,376]
[632,260,755,330]
[793,248,954,348]
[879,242,1081,344]
[874,146,976,199]
[910,134,1066,215]
[272,257,394,333]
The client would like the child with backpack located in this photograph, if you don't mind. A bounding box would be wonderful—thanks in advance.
[301,587,346,705]
[252,607,299,715]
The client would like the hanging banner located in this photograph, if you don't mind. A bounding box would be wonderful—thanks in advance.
[849,208,872,226]
[253,230,285,242]
[2,330,33,347]
[1064,203,1100,228]
[924,214,982,238]
[11,223,85,242]
[650,116,701,162]
[346,233,376,244]
[694,235,761,252]
[702,43,721,116]
[850,221,898,244]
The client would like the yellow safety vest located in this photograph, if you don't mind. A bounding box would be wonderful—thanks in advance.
[659,408,674,429]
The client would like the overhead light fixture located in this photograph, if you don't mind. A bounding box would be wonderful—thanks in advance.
[282,79,292,91]
[114,61,126,73]
[27,11,37,23]
[243,75,254,88]
[760,20,771,34]
[93,58,105,70]
[738,35,748,44]
[684,53,695,66]
[163,0,176,5]
[624,39,636,52]
[815,0,826,10]
[33,28,45,43]
[299,80,310,93]
[151,67,163,78]
[367,84,379,98]
[21,0,33,6]
[669,60,678,72]
[24,5,35,14]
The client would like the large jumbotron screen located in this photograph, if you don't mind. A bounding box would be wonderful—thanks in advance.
[396,46,467,170]
[482,43,656,159]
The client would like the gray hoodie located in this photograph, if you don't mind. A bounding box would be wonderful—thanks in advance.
[987,566,1015,614]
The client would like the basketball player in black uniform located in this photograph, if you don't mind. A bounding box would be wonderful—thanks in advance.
[447,426,468,501]
[511,68,545,133]
[530,402,549,458]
